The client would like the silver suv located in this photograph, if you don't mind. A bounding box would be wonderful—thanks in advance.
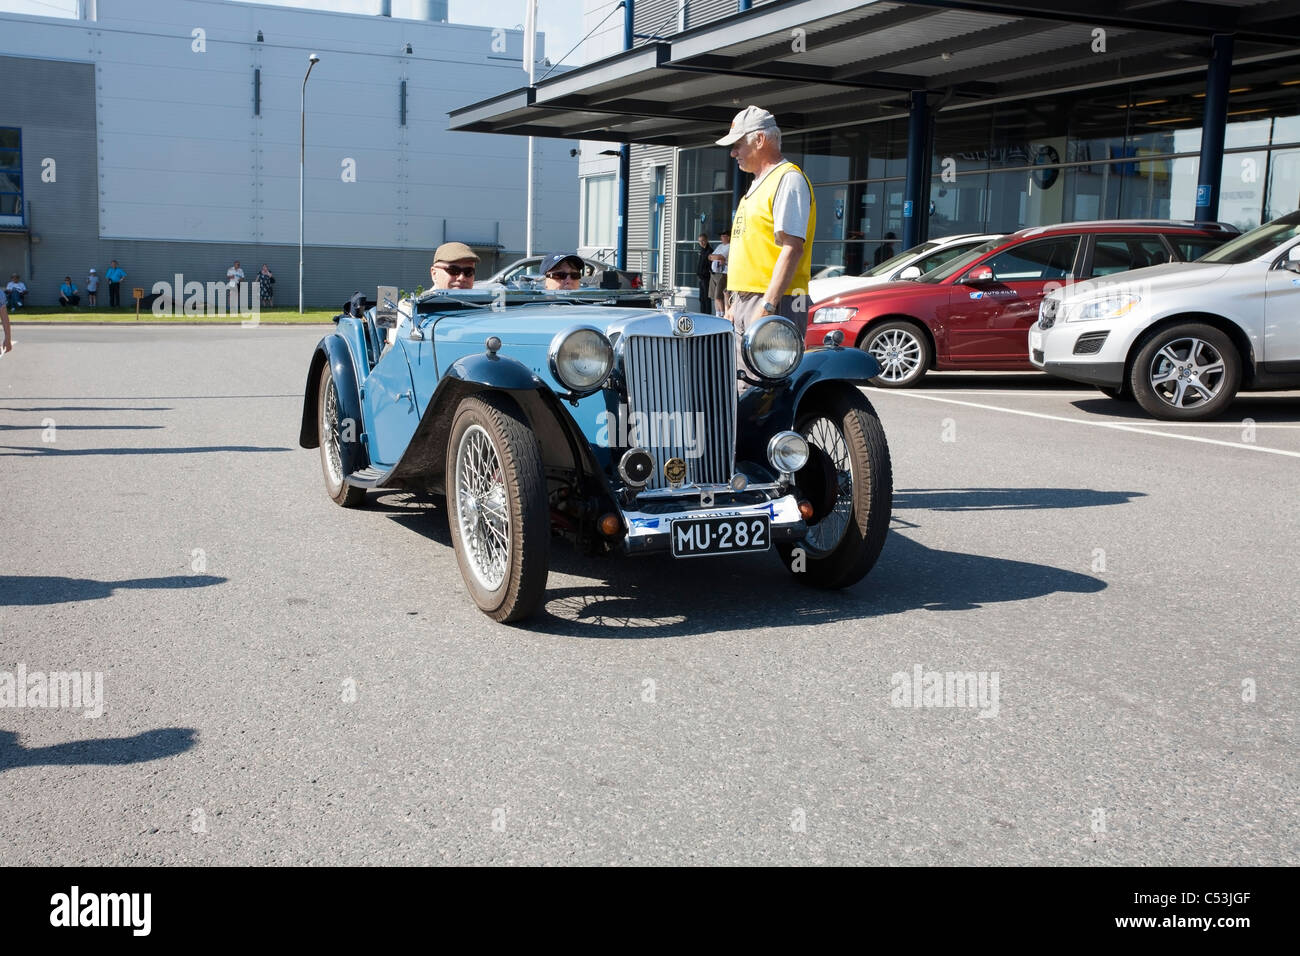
[1031,211,1300,419]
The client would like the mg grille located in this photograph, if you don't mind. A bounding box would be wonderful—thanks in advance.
[622,332,736,490]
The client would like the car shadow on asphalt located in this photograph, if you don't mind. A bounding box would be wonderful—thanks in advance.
[1070,396,1300,421]
[0,729,196,772]
[893,487,1145,510]
[0,574,226,606]
[368,489,1111,638]
[0,444,291,456]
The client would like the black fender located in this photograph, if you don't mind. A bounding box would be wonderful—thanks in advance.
[736,346,881,465]
[298,334,369,475]
[385,352,616,510]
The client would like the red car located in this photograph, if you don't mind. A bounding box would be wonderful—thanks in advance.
[806,220,1237,387]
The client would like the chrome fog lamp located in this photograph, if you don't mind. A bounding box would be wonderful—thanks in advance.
[729,473,748,492]
[549,326,614,394]
[618,447,655,488]
[767,430,809,474]
[743,316,803,381]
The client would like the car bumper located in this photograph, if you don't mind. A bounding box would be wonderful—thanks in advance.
[1029,319,1140,388]
[620,494,807,556]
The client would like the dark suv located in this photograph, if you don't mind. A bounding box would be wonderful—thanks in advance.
[806,220,1237,387]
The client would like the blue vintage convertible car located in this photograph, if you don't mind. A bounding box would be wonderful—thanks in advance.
[299,289,892,622]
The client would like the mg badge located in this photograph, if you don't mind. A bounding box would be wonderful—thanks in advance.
[674,314,694,336]
[664,457,687,488]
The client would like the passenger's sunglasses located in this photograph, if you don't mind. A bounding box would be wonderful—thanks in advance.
[436,264,475,277]
[547,271,582,280]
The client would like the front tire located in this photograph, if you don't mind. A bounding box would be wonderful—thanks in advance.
[778,389,893,589]
[317,364,366,508]
[446,394,549,623]
[862,320,931,388]
[1129,323,1241,420]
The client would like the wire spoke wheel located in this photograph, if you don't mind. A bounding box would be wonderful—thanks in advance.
[454,424,510,591]
[802,416,855,557]
[778,389,893,590]
[316,364,365,507]
[445,395,549,623]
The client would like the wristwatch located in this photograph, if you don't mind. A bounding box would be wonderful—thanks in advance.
[761,301,778,314]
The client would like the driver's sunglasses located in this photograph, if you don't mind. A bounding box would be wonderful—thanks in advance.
[437,263,475,277]
[547,271,582,280]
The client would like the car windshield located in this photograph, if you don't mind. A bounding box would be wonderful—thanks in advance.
[863,241,940,277]
[916,238,1005,283]
[1197,213,1300,264]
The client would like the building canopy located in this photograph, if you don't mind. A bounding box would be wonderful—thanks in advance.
[449,0,1300,146]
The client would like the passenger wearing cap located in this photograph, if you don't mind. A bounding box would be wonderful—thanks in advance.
[717,105,816,384]
[430,241,479,289]
[541,253,583,291]
[86,268,99,307]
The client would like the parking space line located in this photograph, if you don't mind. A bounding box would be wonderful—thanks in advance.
[874,391,1300,459]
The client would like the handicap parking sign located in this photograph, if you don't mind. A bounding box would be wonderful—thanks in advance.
[1195,184,1212,207]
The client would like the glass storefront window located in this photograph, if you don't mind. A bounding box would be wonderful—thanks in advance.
[1220,151,1268,230]
[1264,148,1300,220]
[581,175,616,250]
[929,173,989,236]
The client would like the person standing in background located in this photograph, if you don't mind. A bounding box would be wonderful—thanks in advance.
[257,264,275,309]
[717,106,816,382]
[709,231,730,316]
[105,260,126,308]
[86,268,99,307]
[694,232,713,313]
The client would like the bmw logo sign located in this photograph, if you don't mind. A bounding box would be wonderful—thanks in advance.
[674,314,694,336]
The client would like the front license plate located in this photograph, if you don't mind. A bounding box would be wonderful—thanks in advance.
[670,515,771,558]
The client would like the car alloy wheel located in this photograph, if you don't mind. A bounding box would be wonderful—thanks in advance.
[1130,322,1241,421]
[863,320,931,388]
[1148,337,1226,409]
[445,394,549,623]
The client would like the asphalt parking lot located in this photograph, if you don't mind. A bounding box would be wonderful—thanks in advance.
[1,325,1296,865]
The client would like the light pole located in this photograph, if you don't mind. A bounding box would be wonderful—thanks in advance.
[299,53,320,314]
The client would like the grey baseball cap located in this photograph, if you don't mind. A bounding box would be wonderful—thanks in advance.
[716,105,780,146]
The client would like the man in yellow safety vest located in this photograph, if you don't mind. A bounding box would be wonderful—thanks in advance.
[717,105,815,385]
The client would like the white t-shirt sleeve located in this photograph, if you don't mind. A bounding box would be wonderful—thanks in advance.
[771,170,811,242]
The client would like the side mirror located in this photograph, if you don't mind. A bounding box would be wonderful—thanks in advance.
[897,265,923,280]
[965,265,996,284]
[1285,246,1300,273]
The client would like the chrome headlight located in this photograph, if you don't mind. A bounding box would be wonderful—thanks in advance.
[767,431,809,474]
[1062,293,1142,323]
[742,316,803,380]
[813,306,858,324]
[549,326,614,394]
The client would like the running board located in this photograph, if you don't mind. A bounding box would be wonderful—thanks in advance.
[345,466,392,489]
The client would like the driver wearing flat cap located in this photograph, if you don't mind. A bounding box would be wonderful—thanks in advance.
[430,241,480,289]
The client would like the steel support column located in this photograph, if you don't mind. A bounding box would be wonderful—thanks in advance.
[617,0,635,270]
[901,90,930,248]
[1195,33,1233,223]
